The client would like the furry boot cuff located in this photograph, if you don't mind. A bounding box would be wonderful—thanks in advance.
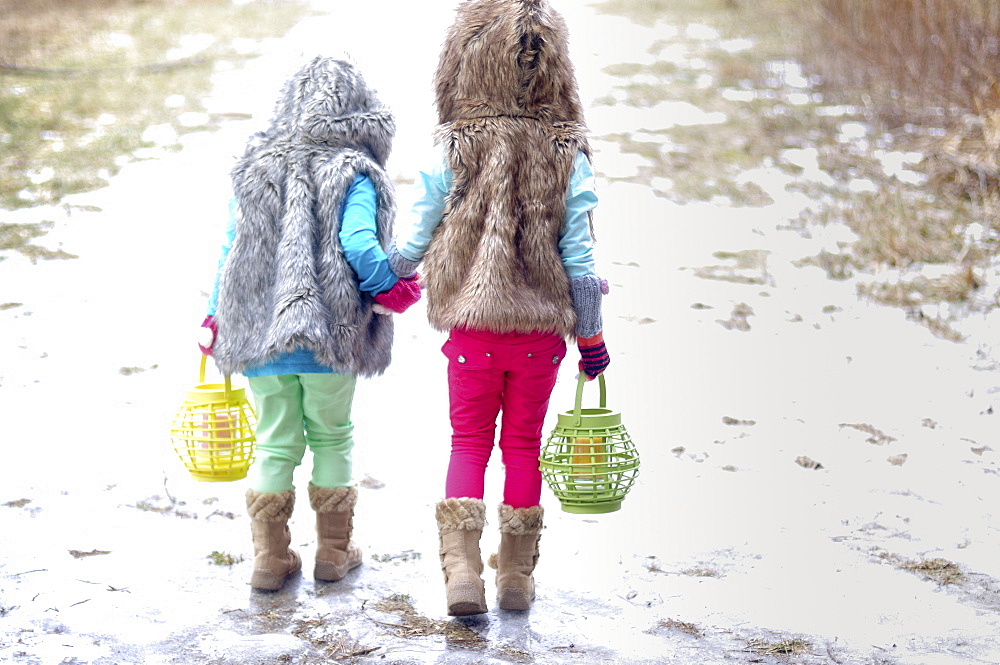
[436,497,487,532]
[497,503,544,535]
[308,483,358,513]
[246,489,295,521]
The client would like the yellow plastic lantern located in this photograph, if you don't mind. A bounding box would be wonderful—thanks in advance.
[170,356,256,482]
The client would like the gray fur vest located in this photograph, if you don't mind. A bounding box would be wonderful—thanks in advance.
[212,56,396,377]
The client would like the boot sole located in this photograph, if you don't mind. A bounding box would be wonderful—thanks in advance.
[448,601,488,616]
[314,555,362,582]
[497,587,532,611]
[447,581,487,616]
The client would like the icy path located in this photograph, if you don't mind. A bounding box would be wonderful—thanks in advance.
[3,2,1000,664]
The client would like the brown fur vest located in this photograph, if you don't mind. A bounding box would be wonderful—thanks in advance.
[422,0,591,338]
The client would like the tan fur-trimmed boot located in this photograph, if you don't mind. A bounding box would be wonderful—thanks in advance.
[246,489,302,591]
[436,497,488,616]
[489,503,543,611]
[308,483,363,582]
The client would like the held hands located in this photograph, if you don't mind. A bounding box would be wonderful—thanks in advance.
[373,273,422,315]
[577,331,610,380]
[198,315,217,356]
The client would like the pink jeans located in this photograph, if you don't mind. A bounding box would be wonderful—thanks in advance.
[443,327,566,509]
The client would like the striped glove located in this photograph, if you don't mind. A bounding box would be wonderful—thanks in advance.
[577,331,610,380]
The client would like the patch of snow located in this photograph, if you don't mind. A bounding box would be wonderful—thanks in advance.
[837,121,869,142]
[588,100,725,136]
[167,33,216,61]
[685,23,720,41]
[847,178,877,193]
[658,43,691,66]
[178,111,210,128]
[141,123,179,146]
[767,60,810,88]
[721,88,756,103]
[720,37,754,53]
[105,32,134,49]
[28,166,56,185]
[593,144,647,179]
[230,38,259,56]
[779,147,837,187]
[873,149,927,185]
[651,176,673,193]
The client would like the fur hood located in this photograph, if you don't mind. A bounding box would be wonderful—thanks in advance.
[434,0,586,125]
[246,56,394,167]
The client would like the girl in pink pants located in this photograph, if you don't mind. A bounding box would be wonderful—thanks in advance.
[389,0,611,616]
[443,328,568,510]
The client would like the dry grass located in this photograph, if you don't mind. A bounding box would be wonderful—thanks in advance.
[786,1,1000,320]
[803,0,1000,227]
[206,551,243,566]
[0,0,305,215]
[900,557,966,585]
[659,618,703,637]
[874,549,967,585]
[0,0,138,63]
[746,637,812,657]
[369,595,486,647]
[839,422,897,446]
[805,0,1000,119]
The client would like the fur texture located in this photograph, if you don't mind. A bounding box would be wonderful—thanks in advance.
[436,497,488,532]
[496,502,544,535]
[214,56,396,377]
[423,0,592,338]
[308,483,358,514]
[246,489,296,522]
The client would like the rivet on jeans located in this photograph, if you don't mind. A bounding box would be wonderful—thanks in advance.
[527,353,533,358]
[458,355,466,364]
[486,353,491,357]
[552,355,560,364]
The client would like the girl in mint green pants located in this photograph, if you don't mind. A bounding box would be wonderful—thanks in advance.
[200,57,422,592]
[248,373,357,493]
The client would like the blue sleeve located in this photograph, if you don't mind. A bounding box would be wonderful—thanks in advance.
[339,174,399,295]
[395,145,451,261]
[207,198,238,316]
[559,151,599,279]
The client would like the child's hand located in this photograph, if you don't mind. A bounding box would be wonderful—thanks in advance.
[577,331,609,379]
[198,316,217,356]
[374,274,422,314]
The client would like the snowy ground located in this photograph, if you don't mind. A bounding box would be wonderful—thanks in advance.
[4,1,1000,664]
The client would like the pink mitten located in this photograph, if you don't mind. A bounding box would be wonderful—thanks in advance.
[374,274,421,314]
[198,315,217,356]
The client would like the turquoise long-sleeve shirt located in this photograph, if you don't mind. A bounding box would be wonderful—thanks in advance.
[395,147,599,278]
[208,174,396,376]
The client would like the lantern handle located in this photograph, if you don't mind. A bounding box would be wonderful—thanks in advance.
[573,372,607,426]
[199,354,233,396]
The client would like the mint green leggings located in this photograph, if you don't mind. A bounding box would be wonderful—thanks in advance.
[247,373,357,493]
